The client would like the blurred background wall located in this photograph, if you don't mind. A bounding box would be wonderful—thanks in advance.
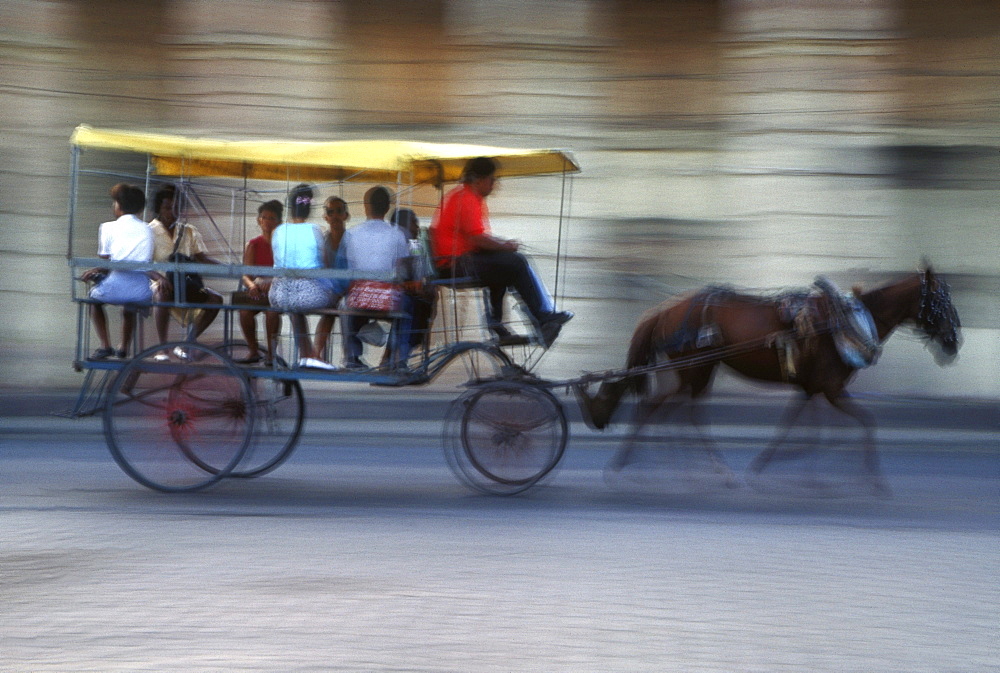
[1,0,997,397]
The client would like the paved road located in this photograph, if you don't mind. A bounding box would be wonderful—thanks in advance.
[1,391,997,672]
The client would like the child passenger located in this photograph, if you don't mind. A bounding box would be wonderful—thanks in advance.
[235,200,283,364]
[83,183,154,359]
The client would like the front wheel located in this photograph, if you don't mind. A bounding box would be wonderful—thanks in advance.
[445,381,567,495]
[103,342,254,492]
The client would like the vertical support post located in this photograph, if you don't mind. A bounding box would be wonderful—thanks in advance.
[143,154,152,221]
[67,144,80,260]
[68,144,84,363]
[552,165,569,306]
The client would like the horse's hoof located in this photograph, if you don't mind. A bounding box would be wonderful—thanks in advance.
[868,477,893,498]
[571,384,601,430]
[602,463,630,491]
[572,383,609,430]
[745,469,763,489]
[605,457,626,473]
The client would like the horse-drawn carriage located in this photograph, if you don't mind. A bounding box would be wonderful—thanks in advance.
[67,125,578,493]
[67,125,962,497]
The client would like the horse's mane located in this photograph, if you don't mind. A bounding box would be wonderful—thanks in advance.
[857,272,923,342]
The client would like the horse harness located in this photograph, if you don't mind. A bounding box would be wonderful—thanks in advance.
[657,281,882,383]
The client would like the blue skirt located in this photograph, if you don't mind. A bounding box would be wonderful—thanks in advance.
[89,270,152,304]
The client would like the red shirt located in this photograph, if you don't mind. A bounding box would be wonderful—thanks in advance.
[246,235,274,267]
[430,183,489,267]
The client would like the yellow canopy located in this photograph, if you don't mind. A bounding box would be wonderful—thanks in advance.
[71,125,579,185]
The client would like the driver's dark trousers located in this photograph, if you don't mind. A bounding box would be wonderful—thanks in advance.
[442,250,556,328]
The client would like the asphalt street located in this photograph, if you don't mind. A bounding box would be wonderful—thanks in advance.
[1,388,997,672]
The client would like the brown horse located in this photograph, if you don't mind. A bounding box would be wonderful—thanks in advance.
[575,264,961,493]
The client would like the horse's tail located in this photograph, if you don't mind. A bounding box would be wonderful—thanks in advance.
[625,309,661,395]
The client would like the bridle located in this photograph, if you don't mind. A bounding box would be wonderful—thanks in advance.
[916,271,959,342]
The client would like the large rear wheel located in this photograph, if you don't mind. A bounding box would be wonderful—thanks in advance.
[103,342,254,492]
[445,381,567,495]
[214,342,305,477]
[237,374,304,477]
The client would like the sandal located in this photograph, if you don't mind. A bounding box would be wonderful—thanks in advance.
[235,354,262,364]
[90,347,115,360]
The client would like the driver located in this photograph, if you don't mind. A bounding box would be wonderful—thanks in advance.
[429,156,572,348]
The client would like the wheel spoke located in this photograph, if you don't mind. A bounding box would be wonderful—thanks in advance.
[212,340,305,478]
[104,342,254,492]
[445,381,567,495]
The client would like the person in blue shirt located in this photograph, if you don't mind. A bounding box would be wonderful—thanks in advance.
[267,184,337,370]
[335,186,412,370]
[313,195,350,363]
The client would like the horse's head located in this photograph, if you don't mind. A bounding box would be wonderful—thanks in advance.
[916,266,961,364]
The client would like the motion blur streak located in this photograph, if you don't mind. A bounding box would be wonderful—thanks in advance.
[1,0,998,395]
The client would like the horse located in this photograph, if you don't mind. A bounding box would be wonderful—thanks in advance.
[574,264,961,494]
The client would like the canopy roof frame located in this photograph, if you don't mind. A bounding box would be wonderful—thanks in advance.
[70,125,580,185]
[67,125,579,312]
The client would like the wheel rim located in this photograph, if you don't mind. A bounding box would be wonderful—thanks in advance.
[103,342,254,492]
[449,382,567,495]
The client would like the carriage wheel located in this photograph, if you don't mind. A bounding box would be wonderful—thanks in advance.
[445,381,567,495]
[103,342,254,492]
[234,374,304,477]
[215,342,305,478]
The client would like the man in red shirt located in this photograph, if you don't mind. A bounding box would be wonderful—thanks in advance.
[430,156,572,347]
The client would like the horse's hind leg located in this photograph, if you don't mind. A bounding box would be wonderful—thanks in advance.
[826,393,890,496]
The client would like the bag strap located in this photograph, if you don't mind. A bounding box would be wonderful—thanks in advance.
[170,223,187,257]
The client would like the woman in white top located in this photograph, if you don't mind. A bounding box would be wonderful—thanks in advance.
[268,184,336,369]
[82,183,154,359]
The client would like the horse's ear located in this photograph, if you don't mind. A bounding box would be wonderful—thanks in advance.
[852,284,863,298]
[920,256,935,276]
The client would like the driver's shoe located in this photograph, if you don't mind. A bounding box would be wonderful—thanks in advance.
[538,311,573,348]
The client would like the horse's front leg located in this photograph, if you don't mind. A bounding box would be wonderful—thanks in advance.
[573,376,631,431]
[687,399,737,487]
[826,393,890,496]
[606,391,682,473]
[748,394,813,476]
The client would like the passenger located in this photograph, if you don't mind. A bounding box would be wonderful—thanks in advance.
[235,200,283,364]
[391,206,421,242]
[429,156,572,347]
[268,183,337,370]
[148,184,224,358]
[390,207,435,352]
[313,196,350,362]
[82,183,154,359]
[336,186,411,370]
